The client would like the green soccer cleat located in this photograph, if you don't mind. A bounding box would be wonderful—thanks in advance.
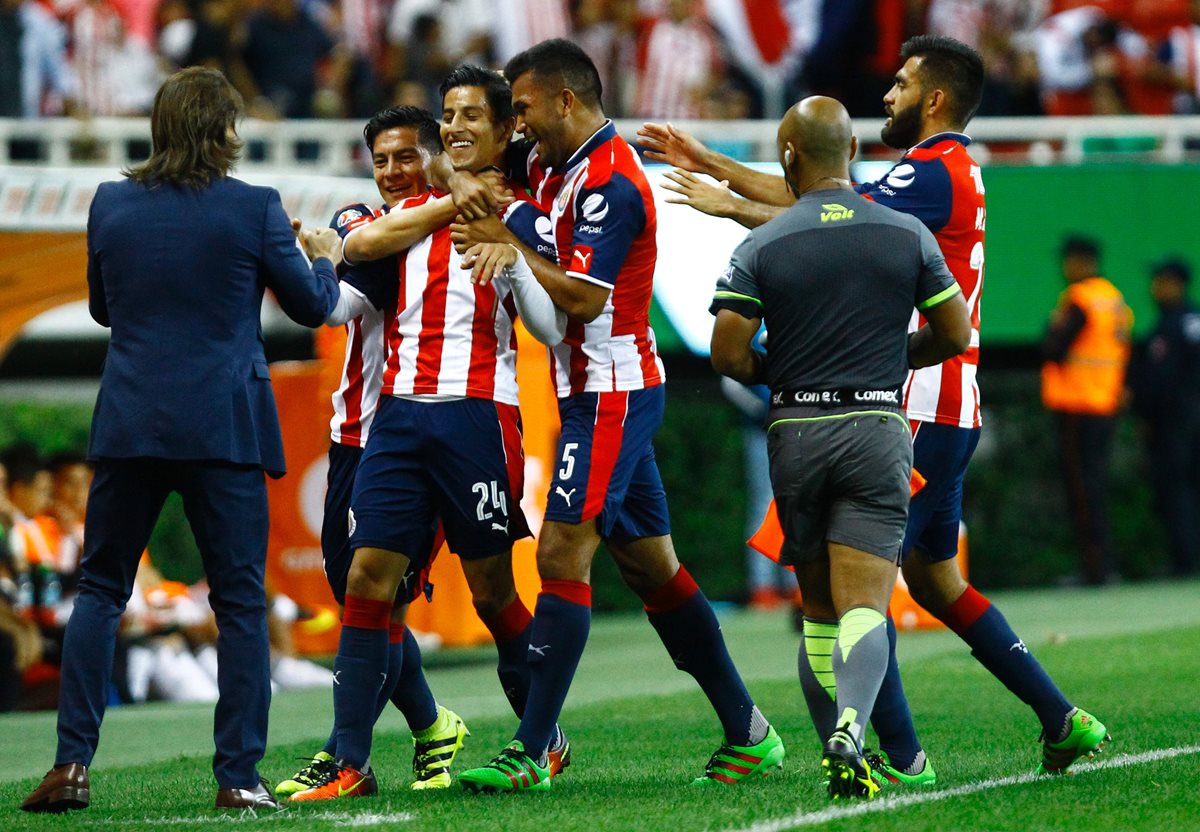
[459,742,551,793]
[547,726,572,778]
[691,725,786,786]
[822,727,880,800]
[865,749,938,787]
[275,751,336,798]
[1037,708,1111,775]
[411,706,469,790]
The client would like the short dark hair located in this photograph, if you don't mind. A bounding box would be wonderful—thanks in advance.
[438,65,514,122]
[1061,235,1100,260]
[363,106,441,156]
[900,35,984,126]
[1153,257,1192,285]
[126,67,243,189]
[0,443,45,487]
[504,38,603,110]
[46,451,89,476]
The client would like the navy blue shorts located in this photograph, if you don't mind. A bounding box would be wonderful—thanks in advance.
[544,386,671,542]
[321,441,436,605]
[349,396,531,564]
[902,422,981,562]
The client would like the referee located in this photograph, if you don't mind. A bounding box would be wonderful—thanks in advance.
[709,96,970,800]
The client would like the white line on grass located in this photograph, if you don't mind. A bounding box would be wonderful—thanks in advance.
[724,745,1200,832]
[83,809,415,827]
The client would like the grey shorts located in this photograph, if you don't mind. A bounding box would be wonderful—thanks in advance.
[766,407,912,566]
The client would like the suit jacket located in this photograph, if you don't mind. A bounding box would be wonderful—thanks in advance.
[86,176,338,476]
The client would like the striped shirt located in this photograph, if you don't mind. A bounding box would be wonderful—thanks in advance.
[857,132,986,429]
[343,193,523,405]
[520,121,666,397]
[633,16,720,119]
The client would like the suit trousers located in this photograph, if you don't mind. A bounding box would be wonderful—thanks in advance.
[54,458,270,789]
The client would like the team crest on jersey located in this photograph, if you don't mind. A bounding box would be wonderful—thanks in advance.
[886,164,916,189]
[581,193,609,223]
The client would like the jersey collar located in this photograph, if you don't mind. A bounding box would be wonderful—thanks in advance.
[563,120,617,172]
[908,131,971,153]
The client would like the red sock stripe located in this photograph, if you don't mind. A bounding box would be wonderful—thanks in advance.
[641,566,700,613]
[541,579,592,607]
[940,585,991,633]
[388,621,407,644]
[342,595,393,630]
[483,597,534,643]
[582,392,628,519]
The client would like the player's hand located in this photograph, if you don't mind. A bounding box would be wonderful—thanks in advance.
[447,169,514,221]
[637,122,708,172]
[450,213,510,253]
[461,242,517,286]
[662,169,735,218]
[301,227,343,267]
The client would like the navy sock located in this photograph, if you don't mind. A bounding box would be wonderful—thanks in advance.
[481,598,534,718]
[644,567,759,746]
[333,596,391,770]
[390,626,438,732]
[944,586,1072,735]
[869,613,923,770]
[512,581,591,758]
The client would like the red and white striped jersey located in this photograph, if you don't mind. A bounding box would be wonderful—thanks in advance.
[346,192,523,405]
[522,121,666,398]
[633,16,721,119]
[857,132,985,429]
[492,0,571,63]
[329,204,389,448]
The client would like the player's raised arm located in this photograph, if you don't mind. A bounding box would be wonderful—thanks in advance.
[638,122,795,207]
[662,169,785,230]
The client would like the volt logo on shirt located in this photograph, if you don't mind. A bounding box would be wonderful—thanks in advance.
[820,204,855,222]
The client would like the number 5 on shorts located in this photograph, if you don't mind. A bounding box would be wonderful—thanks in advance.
[558,442,579,480]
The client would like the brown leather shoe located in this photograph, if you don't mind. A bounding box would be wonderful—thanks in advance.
[21,763,90,813]
[215,777,281,810]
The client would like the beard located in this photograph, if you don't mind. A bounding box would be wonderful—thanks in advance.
[880,103,923,150]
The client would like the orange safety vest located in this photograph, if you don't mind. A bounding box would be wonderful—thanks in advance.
[1041,277,1132,416]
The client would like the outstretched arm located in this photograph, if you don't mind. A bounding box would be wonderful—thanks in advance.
[662,169,786,230]
[638,122,795,207]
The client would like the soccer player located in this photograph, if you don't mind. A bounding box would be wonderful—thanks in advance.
[451,39,785,793]
[639,34,1110,780]
[288,66,568,802]
[711,95,970,797]
[274,106,469,799]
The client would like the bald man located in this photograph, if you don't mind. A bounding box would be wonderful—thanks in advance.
[709,96,971,800]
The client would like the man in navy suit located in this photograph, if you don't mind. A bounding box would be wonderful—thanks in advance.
[20,67,342,814]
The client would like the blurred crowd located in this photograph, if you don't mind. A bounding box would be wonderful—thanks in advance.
[3,0,1200,124]
[0,442,333,712]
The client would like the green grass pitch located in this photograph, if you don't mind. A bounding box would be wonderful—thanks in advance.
[1,580,1198,831]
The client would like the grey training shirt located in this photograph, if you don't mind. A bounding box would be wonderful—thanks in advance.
[709,188,959,393]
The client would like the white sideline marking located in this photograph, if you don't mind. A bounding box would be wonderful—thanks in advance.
[725,745,1200,832]
[84,809,415,827]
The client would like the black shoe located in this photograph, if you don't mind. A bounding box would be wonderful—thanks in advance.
[821,727,879,800]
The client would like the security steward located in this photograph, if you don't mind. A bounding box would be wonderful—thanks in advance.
[709,96,970,800]
[1129,258,1200,577]
[1041,235,1133,585]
